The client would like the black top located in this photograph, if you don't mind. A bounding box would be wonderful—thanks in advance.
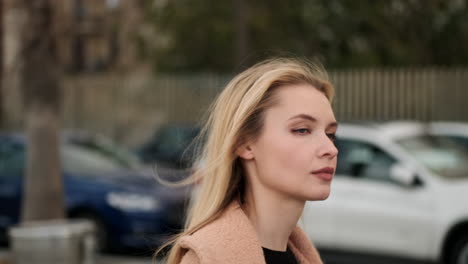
[262,246,299,264]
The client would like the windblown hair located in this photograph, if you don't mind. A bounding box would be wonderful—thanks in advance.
[155,57,334,264]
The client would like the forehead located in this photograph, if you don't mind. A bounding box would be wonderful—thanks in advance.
[269,84,335,122]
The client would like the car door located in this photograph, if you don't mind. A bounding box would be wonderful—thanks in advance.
[333,139,436,258]
[0,139,24,230]
[307,138,437,259]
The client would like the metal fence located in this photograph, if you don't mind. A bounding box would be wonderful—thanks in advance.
[61,73,232,146]
[331,68,468,122]
[6,67,468,146]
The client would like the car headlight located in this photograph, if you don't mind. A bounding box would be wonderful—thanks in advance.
[106,192,160,212]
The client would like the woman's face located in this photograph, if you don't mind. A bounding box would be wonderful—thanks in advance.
[242,84,338,201]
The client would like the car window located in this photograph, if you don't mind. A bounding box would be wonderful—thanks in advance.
[336,139,397,183]
[440,135,468,150]
[0,140,25,177]
[155,127,199,157]
[398,135,468,179]
[156,127,186,157]
[140,125,200,168]
[62,143,130,175]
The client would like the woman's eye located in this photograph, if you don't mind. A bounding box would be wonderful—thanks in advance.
[293,128,310,134]
[327,133,337,142]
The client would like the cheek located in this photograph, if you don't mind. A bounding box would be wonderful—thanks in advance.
[255,132,311,184]
[252,132,333,201]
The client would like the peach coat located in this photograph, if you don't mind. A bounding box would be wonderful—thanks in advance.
[178,201,323,264]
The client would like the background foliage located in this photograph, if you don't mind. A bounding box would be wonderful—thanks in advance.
[143,0,468,72]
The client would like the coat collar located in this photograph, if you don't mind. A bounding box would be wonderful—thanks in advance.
[179,201,323,264]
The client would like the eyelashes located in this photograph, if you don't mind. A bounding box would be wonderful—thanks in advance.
[292,128,311,134]
[291,128,337,142]
[327,133,337,142]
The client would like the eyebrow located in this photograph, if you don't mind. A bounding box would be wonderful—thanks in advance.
[288,114,338,128]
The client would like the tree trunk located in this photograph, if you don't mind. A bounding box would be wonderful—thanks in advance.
[3,0,27,129]
[20,0,65,222]
[0,0,4,130]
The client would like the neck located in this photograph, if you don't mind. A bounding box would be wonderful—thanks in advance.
[242,183,305,252]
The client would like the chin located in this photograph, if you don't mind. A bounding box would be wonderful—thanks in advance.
[305,187,331,201]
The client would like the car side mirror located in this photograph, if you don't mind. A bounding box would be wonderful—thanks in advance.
[390,163,420,187]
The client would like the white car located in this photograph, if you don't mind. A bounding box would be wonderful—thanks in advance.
[303,121,468,264]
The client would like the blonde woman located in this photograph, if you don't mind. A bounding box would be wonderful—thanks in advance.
[157,58,338,264]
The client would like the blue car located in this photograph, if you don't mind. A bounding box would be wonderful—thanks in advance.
[0,132,191,252]
[137,124,201,169]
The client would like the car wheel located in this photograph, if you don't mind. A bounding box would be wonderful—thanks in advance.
[450,234,468,264]
[73,212,110,252]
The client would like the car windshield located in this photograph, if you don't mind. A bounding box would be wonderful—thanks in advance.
[397,135,468,179]
[68,136,143,170]
[62,143,140,175]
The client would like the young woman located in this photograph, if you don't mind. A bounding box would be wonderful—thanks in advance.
[157,58,338,264]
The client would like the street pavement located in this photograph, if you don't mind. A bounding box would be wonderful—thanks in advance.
[0,247,155,264]
[96,254,153,264]
[1,246,427,264]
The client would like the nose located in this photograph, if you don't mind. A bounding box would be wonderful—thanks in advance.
[318,134,338,159]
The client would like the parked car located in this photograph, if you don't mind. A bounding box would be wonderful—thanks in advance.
[303,121,468,264]
[430,121,468,150]
[136,124,200,169]
[0,132,191,252]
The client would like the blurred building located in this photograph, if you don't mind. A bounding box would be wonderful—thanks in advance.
[1,0,148,130]
[55,0,114,72]
[3,0,145,74]
[55,0,145,73]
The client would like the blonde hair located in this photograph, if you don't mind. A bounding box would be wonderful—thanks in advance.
[155,57,334,263]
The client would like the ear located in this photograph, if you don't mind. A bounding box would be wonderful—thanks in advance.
[235,143,254,160]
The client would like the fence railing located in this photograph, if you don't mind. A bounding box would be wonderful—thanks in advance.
[331,68,468,122]
[6,67,468,146]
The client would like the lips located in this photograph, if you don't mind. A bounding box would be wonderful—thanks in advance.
[311,167,335,181]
